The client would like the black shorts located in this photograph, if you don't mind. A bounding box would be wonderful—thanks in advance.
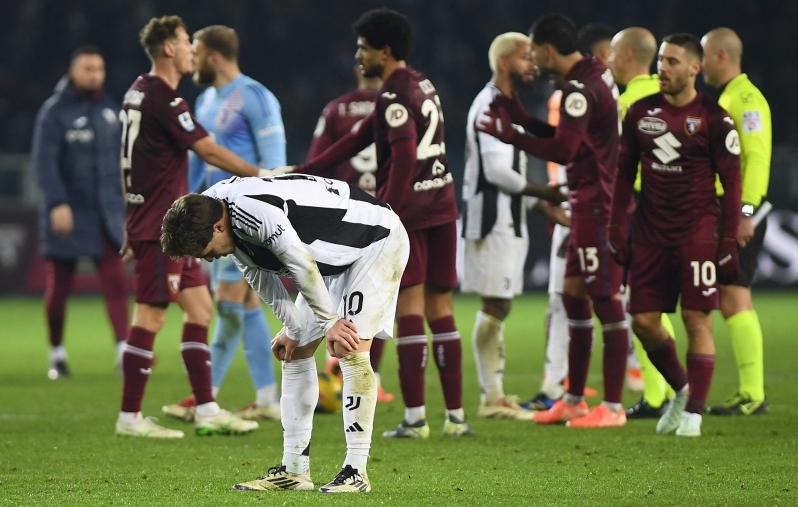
[730,219,767,287]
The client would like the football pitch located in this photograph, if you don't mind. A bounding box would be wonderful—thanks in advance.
[1,293,797,506]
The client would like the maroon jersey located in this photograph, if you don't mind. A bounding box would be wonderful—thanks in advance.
[559,57,621,215]
[120,74,208,240]
[307,89,378,194]
[614,93,741,245]
[372,67,458,231]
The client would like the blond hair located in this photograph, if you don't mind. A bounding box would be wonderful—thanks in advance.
[488,32,530,73]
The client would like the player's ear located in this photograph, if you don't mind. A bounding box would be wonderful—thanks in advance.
[162,41,175,59]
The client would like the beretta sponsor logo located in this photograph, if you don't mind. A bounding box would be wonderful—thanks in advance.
[637,116,667,134]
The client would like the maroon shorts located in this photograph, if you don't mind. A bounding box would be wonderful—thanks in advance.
[401,221,458,289]
[130,240,207,304]
[564,214,623,298]
[629,241,720,314]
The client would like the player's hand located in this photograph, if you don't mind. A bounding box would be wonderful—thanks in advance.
[717,237,740,285]
[119,234,135,264]
[325,319,360,358]
[547,205,571,227]
[271,327,300,362]
[50,204,74,236]
[259,166,295,177]
[492,93,533,127]
[738,216,754,248]
[476,105,518,145]
[607,223,630,267]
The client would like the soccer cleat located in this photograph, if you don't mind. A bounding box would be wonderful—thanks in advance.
[626,397,668,419]
[566,404,627,428]
[626,367,645,393]
[318,465,371,493]
[521,392,561,411]
[116,416,184,438]
[532,399,589,424]
[162,395,196,422]
[443,414,475,436]
[233,465,314,491]
[195,409,259,435]
[705,392,768,416]
[656,387,689,434]
[376,386,395,403]
[478,396,533,420]
[382,419,430,439]
[47,360,70,380]
[675,412,702,437]
[234,402,281,421]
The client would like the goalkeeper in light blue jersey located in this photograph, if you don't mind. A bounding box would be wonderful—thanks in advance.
[164,25,286,423]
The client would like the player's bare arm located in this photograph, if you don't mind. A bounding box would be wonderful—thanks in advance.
[191,136,260,177]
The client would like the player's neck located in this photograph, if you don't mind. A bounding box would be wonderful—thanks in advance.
[150,62,182,90]
[558,52,584,78]
[663,86,698,107]
[213,65,241,88]
[492,74,513,97]
[380,60,406,82]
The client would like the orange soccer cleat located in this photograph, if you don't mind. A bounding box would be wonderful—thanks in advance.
[532,399,589,424]
[562,377,599,398]
[376,385,395,403]
[566,404,627,428]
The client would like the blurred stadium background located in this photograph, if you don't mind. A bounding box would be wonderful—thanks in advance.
[1,0,797,294]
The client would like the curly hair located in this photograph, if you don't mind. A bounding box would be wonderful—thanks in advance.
[352,8,412,61]
[160,194,223,258]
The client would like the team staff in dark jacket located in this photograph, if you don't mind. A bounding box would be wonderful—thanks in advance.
[31,46,128,379]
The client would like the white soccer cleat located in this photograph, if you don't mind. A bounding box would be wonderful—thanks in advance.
[195,409,259,436]
[477,395,534,420]
[318,465,371,493]
[234,402,281,421]
[233,465,314,491]
[656,386,689,435]
[115,416,184,438]
[675,412,702,437]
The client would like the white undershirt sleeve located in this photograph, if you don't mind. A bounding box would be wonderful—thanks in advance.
[238,263,306,340]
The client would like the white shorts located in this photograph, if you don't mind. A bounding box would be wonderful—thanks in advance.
[548,223,570,295]
[461,231,528,299]
[292,217,410,346]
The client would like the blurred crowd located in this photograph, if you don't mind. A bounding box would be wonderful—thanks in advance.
[1,0,796,170]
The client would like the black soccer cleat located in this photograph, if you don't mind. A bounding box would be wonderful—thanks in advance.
[47,360,70,380]
[625,397,667,419]
[706,392,768,416]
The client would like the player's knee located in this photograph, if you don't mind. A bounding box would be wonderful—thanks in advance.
[481,298,511,321]
[631,314,660,344]
[591,297,625,325]
[561,292,591,321]
[132,303,168,332]
[681,310,712,339]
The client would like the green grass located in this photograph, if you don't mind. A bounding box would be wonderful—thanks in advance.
[1,293,797,506]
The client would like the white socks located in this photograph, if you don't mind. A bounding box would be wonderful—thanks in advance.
[281,357,317,475]
[472,311,505,405]
[50,345,67,363]
[340,352,376,473]
[405,406,426,424]
[256,383,279,408]
[544,293,570,389]
[118,411,142,425]
[195,402,221,417]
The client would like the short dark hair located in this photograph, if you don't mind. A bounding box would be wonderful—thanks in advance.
[530,13,579,55]
[70,45,102,66]
[578,23,615,55]
[193,25,239,61]
[352,8,412,61]
[662,33,703,60]
[139,15,187,60]
[160,194,223,258]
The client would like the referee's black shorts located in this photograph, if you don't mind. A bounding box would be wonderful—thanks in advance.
[730,218,768,287]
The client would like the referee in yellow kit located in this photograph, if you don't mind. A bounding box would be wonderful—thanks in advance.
[702,28,771,416]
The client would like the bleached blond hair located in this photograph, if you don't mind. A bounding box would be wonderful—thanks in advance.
[488,32,530,73]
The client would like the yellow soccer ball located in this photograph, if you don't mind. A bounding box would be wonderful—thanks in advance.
[316,372,343,413]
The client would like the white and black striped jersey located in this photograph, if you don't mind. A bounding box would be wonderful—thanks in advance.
[203,175,396,339]
[463,83,532,240]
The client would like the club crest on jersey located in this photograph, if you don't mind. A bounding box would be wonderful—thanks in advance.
[167,273,181,294]
[178,111,195,132]
[638,117,667,134]
[385,103,408,128]
[684,116,701,135]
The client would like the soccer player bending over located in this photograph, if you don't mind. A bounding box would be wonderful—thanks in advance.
[608,34,741,437]
[161,175,409,492]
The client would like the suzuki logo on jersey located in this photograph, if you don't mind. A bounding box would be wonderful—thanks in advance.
[638,117,667,134]
[264,224,285,247]
[385,103,408,127]
[685,116,702,135]
[652,132,683,165]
